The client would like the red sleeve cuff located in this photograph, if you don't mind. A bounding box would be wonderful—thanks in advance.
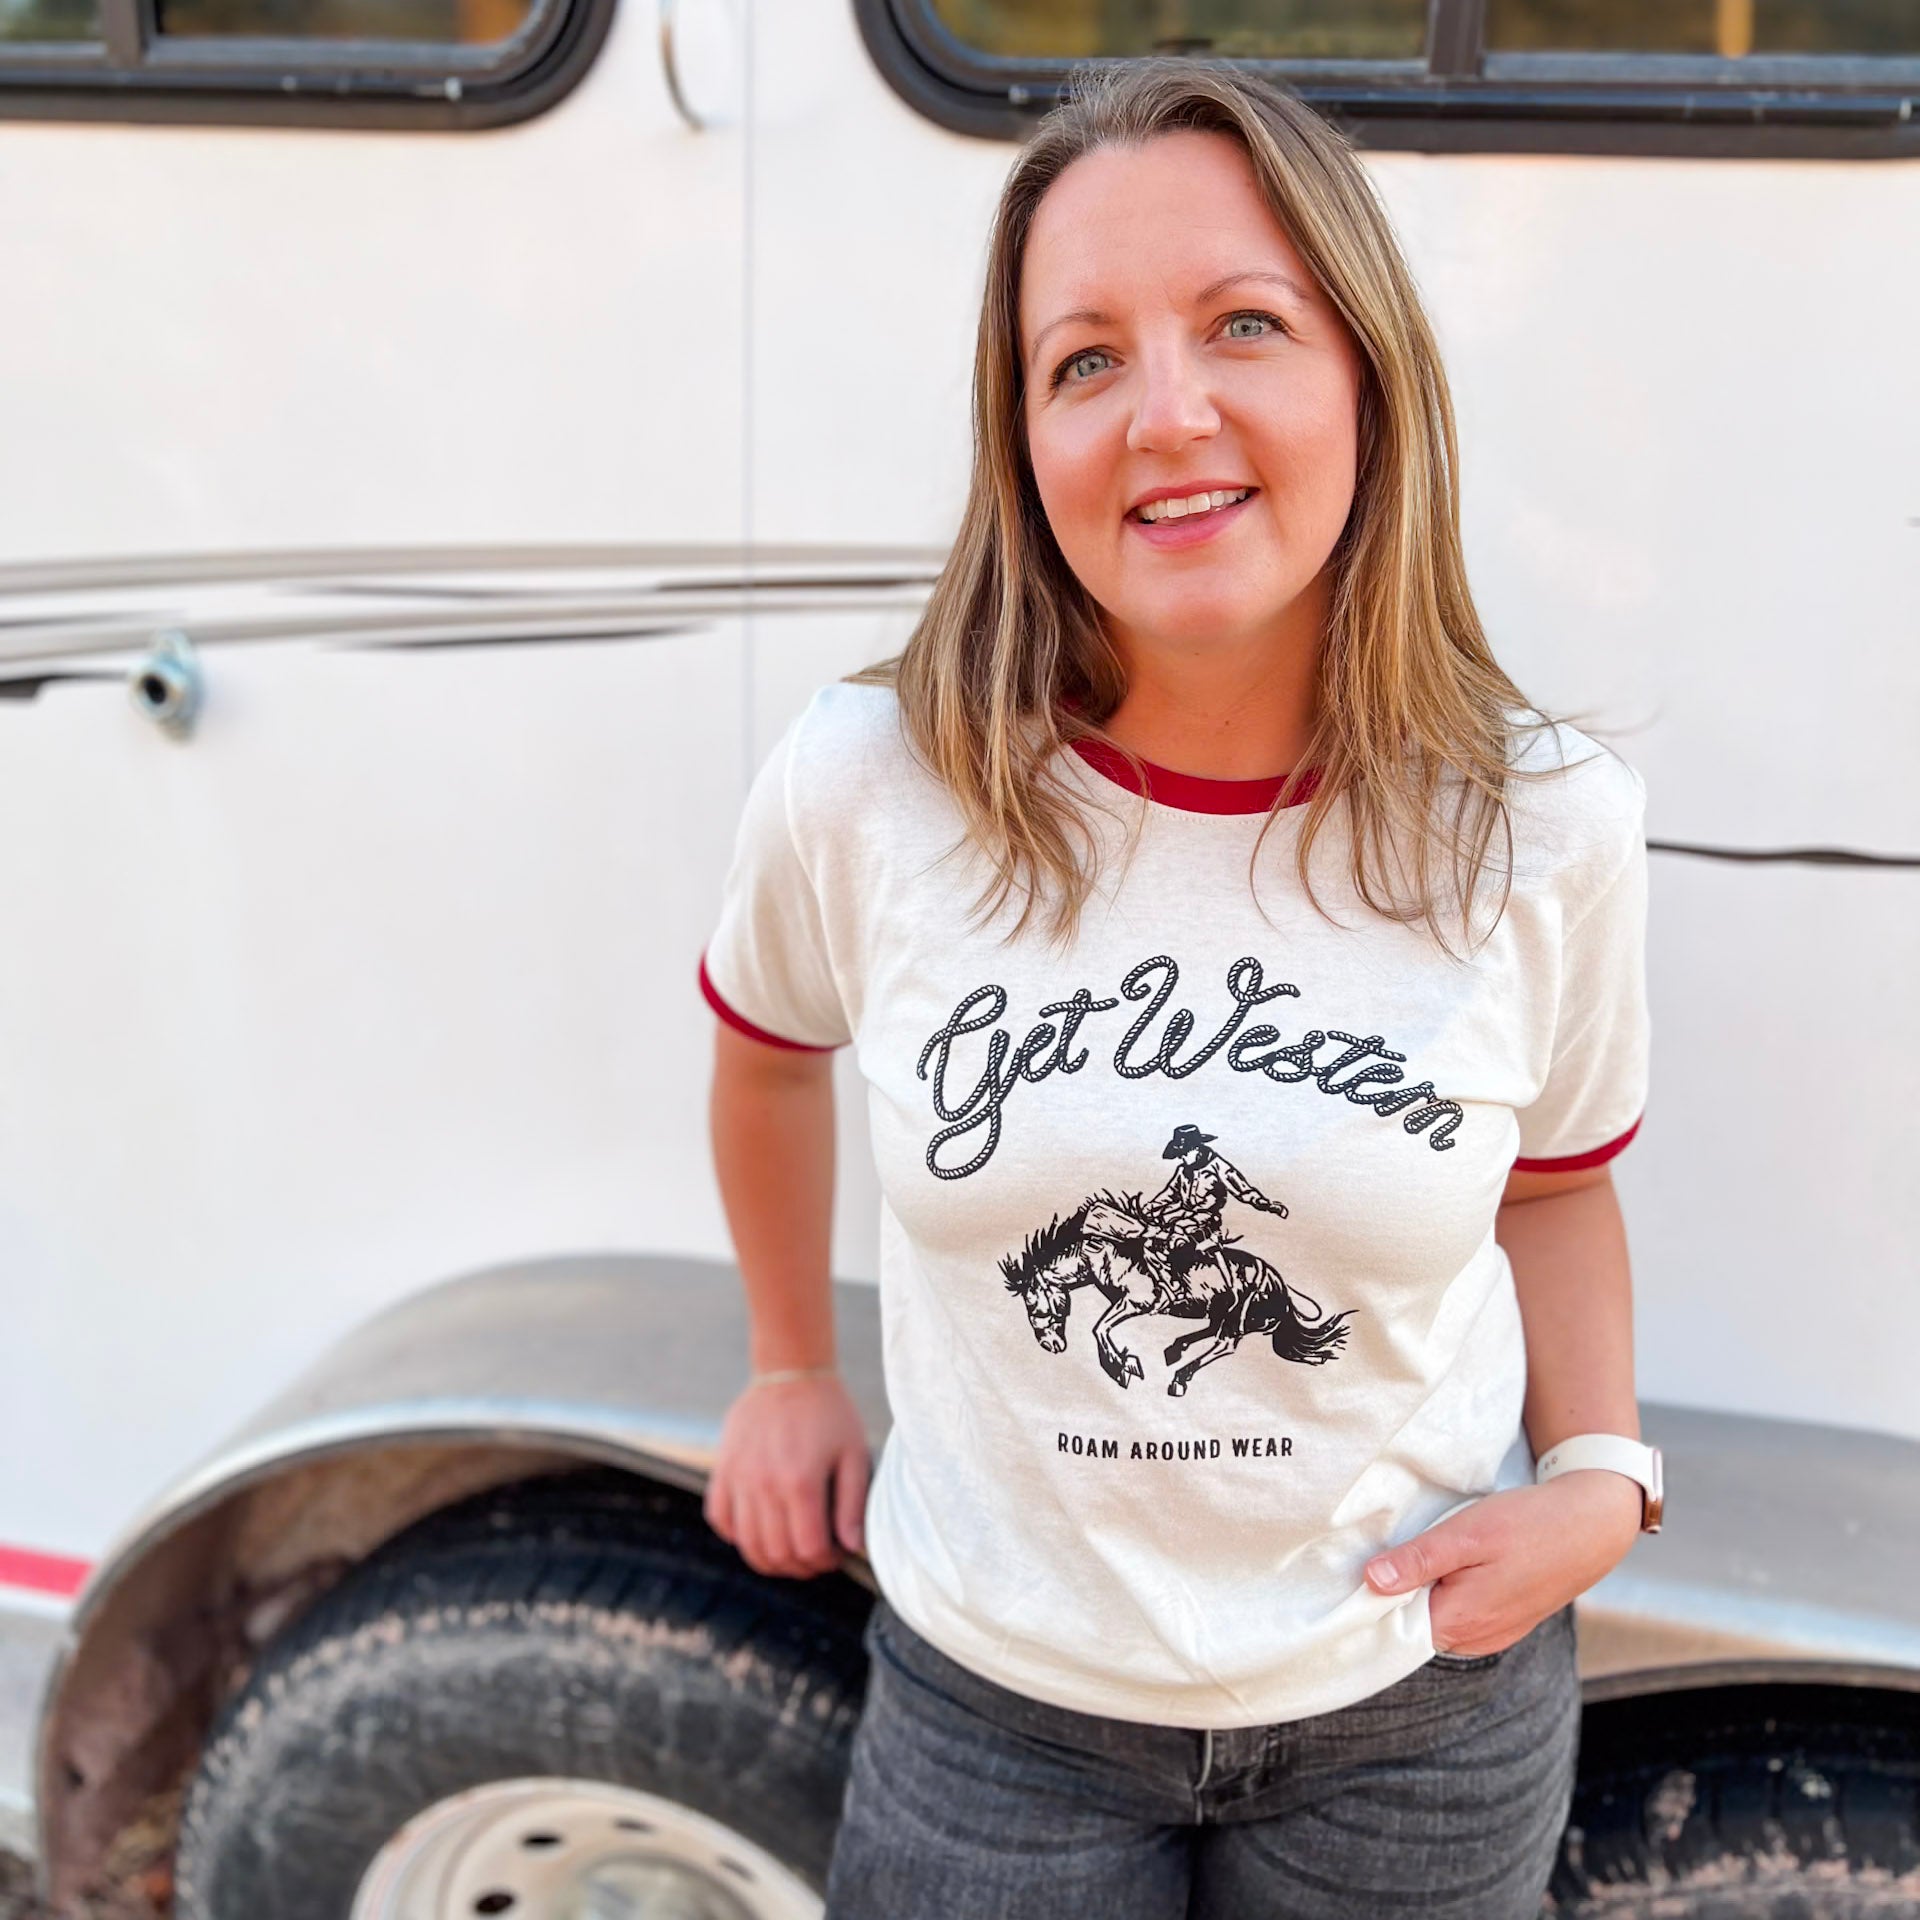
[698,953,838,1053]
[1512,1112,1642,1174]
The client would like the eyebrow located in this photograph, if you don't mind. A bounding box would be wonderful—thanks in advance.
[1027,268,1315,370]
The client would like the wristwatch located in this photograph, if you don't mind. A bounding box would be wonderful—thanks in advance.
[1535,1434,1664,1533]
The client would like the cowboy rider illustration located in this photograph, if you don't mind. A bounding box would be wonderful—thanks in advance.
[1139,1125,1288,1310]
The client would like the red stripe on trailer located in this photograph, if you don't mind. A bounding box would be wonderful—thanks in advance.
[0,1543,92,1598]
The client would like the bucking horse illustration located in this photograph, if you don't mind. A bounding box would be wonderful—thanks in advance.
[998,1127,1354,1396]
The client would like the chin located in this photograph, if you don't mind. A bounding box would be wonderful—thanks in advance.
[1125,598,1274,645]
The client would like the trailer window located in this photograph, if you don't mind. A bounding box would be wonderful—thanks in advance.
[929,0,1920,63]
[927,0,1428,63]
[0,0,608,126]
[871,0,1920,156]
[156,0,533,41]
[1,0,99,39]
[1487,0,1920,57]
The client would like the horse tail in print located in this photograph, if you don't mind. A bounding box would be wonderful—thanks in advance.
[1218,1248,1355,1366]
[1269,1298,1355,1365]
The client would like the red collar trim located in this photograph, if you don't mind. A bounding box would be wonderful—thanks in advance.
[1071,737,1322,815]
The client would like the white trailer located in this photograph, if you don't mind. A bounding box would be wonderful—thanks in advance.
[2,0,1917,1913]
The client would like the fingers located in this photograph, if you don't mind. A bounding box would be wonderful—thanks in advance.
[833,1445,870,1556]
[707,1455,796,1575]
[784,1473,836,1571]
[703,1468,734,1546]
[1426,1567,1528,1658]
[732,1473,841,1579]
[737,1487,791,1577]
[1368,1532,1443,1592]
[701,1383,861,1579]
[780,1440,846,1574]
[738,1487,790,1577]
[1367,1505,1497,1597]
[1364,1538,1422,1594]
[738,1488,780,1576]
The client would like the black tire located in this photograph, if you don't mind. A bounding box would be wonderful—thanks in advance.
[174,1467,872,1920]
[1549,1690,1920,1918]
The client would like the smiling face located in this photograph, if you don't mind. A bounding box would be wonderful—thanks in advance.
[1018,130,1365,671]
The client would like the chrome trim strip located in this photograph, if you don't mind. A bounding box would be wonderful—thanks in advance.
[0,597,927,668]
[0,545,947,669]
[0,542,949,596]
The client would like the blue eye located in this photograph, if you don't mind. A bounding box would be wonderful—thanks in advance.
[1225,309,1286,339]
[1046,310,1287,391]
[1051,347,1112,391]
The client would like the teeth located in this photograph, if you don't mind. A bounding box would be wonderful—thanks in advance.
[1137,487,1251,524]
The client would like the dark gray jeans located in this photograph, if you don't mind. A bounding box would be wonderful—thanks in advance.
[824,1596,1580,1920]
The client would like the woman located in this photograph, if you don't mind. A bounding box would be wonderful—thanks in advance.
[697,56,1655,1920]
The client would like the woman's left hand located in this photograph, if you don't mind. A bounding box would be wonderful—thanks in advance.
[1362,1472,1644,1658]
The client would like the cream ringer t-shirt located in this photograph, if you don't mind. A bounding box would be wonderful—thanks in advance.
[700,681,1649,1729]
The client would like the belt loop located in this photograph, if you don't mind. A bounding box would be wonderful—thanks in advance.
[1194,1726,1215,1803]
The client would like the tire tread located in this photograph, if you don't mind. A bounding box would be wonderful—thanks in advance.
[174,1467,869,1920]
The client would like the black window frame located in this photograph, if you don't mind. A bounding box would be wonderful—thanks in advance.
[859,0,1920,158]
[0,0,614,127]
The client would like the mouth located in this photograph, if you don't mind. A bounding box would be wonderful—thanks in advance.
[1127,486,1258,549]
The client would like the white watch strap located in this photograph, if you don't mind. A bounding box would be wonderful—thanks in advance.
[1535,1434,1664,1532]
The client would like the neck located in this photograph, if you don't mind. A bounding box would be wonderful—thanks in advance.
[1102,575,1326,781]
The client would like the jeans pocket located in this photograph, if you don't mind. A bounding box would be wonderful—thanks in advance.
[1428,1603,1576,1673]
[1428,1646,1507,1672]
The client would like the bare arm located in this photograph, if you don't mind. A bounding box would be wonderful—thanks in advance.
[1499,1163,1641,1456]
[709,1021,838,1375]
[702,1022,870,1578]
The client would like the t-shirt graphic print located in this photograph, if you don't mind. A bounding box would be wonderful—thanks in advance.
[701,682,1649,1729]
[999,1124,1355,1401]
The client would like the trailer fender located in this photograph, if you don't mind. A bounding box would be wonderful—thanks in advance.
[31,1251,888,1913]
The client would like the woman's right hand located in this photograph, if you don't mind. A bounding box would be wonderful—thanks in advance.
[703,1373,871,1578]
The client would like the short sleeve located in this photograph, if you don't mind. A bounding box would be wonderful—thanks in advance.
[1512,778,1650,1171]
[699,717,852,1052]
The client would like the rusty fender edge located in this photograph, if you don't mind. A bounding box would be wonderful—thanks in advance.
[29,1250,1920,1904]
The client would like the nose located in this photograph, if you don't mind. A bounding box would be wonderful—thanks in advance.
[1041,1330,1066,1353]
[1127,340,1220,455]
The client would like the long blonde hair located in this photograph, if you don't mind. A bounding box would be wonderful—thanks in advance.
[853,56,1575,959]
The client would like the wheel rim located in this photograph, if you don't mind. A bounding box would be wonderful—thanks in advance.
[347,1776,825,1920]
